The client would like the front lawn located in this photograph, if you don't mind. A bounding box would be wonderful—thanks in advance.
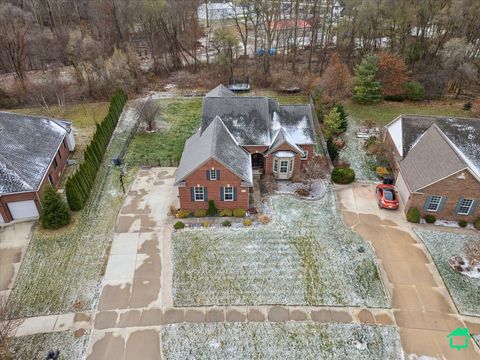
[161,322,402,359]
[173,189,388,307]
[125,98,202,166]
[415,228,480,316]
[346,99,470,125]
[8,106,137,317]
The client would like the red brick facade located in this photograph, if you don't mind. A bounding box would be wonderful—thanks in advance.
[0,137,70,223]
[178,159,250,211]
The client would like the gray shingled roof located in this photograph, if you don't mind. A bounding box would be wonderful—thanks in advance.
[399,124,468,191]
[205,84,236,98]
[400,115,480,177]
[201,93,316,146]
[267,128,304,154]
[175,116,253,186]
[0,112,68,195]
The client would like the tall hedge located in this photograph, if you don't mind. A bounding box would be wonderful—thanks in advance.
[66,90,127,210]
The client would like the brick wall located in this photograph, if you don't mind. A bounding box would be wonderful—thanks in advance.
[178,159,250,211]
[407,170,480,222]
[384,130,401,175]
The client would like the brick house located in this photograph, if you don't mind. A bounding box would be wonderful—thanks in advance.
[174,85,317,210]
[0,112,75,224]
[384,115,480,222]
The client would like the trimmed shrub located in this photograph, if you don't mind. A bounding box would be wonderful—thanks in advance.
[259,214,270,224]
[475,218,480,230]
[376,167,390,178]
[404,81,424,101]
[331,167,355,184]
[219,209,233,217]
[424,215,436,224]
[326,136,338,162]
[207,200,218,216]
[176,209,191,218]
[233,208,246,217]
[222,220,232,227]
[243,219,252,227]
[174,221,185,230]
[40,185,71,229]
[202,221,211,228]
[458,220,468,228]
[194,209,207,217]
[384,94,405,102]
[406,207,420,223]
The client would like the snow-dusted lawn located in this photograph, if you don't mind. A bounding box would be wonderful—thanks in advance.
[415,228,480,316]
[9,331,89,360]
[340,119,377,182]
[173,189,388,307]
[276,179,327,200]
[161,322,402,360]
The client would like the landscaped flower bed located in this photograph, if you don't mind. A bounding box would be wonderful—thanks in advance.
[415,228,480,316]
[161,322,402,360]
[172,188,388,307]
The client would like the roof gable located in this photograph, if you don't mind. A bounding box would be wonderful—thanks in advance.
[267,128,304,154]
[205,84,236,98]
[0,111,68,194]
[398,124,467,191]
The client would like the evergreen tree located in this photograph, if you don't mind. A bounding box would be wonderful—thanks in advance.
[40,185,71,229]
[352,54,382,104]
[334,103,349,132]
[323,108,342,139]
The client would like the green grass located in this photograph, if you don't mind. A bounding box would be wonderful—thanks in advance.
[125,98,202,166]
[9,102,109,129]
[345,99,471,125]
[7,106,137,317]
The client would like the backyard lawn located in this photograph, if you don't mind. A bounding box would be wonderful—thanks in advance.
[346,99,471,125]
[415,228,480,316]
[7,105,137,317]
[162,322,402,360]
[173,189,388,307]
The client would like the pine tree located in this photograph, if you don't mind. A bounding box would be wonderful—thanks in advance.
[323,108,342,139]
[352,54,382,104]
[334,103,349,132]
[40,185,71,229]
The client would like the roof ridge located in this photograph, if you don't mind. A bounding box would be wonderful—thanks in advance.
[429,124,467,166]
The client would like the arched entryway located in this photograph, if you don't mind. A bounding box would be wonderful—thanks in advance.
[252,153,264,171]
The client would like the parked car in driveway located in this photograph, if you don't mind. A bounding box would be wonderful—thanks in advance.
[376,184,399,210]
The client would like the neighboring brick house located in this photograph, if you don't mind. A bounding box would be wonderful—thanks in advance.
[384,115,480,222]
[174,85,317,210]
[0,112,75,224]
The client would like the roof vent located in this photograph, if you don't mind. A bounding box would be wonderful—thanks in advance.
[457,172,466,180]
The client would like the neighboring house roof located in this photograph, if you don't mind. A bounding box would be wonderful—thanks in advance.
[398,124,468,191]
[267,128,304,155]
[205,84,236,98]
[201,89,316,147]
[273,19,311,31]
[0,112,68,195]
[175,116,253,186]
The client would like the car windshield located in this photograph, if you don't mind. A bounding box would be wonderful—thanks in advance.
[384,189,395,201]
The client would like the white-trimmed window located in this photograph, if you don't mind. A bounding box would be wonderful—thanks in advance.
[194,187,205,201]
[301,150,308,160]
[273,159,278,172]
[210,169,217,180]
[224,187,234,201]
[280,160,289,173]
[426,195,442,212]
[457,198,474,215]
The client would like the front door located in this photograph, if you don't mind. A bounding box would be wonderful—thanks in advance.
[252,153,264,169]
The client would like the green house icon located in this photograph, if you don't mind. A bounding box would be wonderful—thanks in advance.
[447,327,471,350]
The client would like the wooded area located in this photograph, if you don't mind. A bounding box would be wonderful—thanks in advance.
[0,0,479,107]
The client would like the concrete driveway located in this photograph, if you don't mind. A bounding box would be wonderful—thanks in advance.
[336,183,480,360]
[0,222,34,299]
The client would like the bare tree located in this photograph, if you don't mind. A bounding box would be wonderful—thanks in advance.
[301,155,329,190]
[0,296,23,359]
[134,97,162,132]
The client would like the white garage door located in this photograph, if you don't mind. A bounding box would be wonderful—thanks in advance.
[395,172,410,206]
[7,200,39,220]
[0,212,4,224]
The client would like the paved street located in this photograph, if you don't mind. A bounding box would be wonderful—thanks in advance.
[337,183,480,360]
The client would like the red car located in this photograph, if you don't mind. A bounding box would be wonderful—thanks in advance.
[376,184,399,210]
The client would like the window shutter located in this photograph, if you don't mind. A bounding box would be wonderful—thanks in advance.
[221,187,225,201]
[206,170,210,180]
[233,187,237,201]
[438,196,446,212]
[204,187,208,201]
[468,199,478,215]
[455,198,464,214]
[190,187,194,201]
[216,170,220,180]
[423,195,433,211]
